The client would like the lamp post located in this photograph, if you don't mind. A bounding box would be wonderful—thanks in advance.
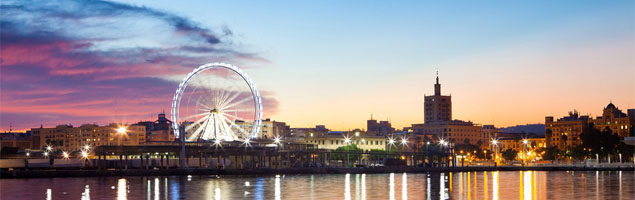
[116,126,127,146]
[522,139,528,166]
[344,136,351,167]
[491,139,498,166]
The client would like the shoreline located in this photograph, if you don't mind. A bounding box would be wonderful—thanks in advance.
[2,166,633,179]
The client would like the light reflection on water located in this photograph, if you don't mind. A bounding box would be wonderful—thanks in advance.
[1,171,633,199]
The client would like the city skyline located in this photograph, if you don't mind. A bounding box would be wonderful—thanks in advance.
[1,0,634,131]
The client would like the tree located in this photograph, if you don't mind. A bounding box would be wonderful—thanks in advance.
[580,125,620,157]
[333,144,363,161]
[542,147,560,160]
[501,149,518,161]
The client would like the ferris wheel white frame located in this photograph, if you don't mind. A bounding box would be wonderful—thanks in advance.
[171,62,263,141]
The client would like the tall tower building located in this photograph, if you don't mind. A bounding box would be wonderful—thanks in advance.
[424,72,452,123]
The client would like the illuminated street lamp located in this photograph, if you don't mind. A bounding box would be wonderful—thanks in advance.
[344,136,351,145]
[62,151,69,159]
[81,151,89,159]
[116,126,127,146]
[84,145,90,151]
[491,139,499,165]
[43,152,49,157]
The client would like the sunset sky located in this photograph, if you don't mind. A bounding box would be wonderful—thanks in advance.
[1,0,633,131]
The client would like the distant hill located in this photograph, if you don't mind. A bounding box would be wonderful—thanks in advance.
[500,124,545,135]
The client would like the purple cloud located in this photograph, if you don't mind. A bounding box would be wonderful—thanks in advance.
[0,0,277,131]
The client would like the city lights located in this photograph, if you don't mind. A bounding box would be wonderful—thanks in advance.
[491,139,498,145]
[46,146,52,151]
[116,126,127,134]
[388,137,395,145]
[62,152,69,159]
[273,136,281,145]
[344,136,351,144]
[81,151,89,159]
[43,152,49,157]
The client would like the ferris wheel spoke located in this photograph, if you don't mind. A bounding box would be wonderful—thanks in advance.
[218,115,235,139]
[221,96,252,110]
[188,116,209,141]
[223,115,249,136]
[187,114,210,134]
[220,90,241,108]
[197,100,212,110]
[182,112,208,121]
[222,108,253,113]
[222,112,247,122]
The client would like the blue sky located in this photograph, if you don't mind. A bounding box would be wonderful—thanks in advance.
[2,0,633,130]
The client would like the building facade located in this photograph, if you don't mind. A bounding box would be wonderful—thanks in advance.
[0,132,32,150]
[424,74,452,123]
[304,131,386,151]
[546,103,634,150]
[545,110,590,150]
[135,113,176,142]
[411,120,485,146]
[235,118,290,139]
[31,124,145,152]
[367,117,395,136]
[588,103,633,138]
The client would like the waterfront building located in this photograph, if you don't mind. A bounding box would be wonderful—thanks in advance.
[545,110,590,150]
[366,116,395,136]
[546,103,634,150]
[304,130,386,151]
[405,73,484,146]
[410,120,485,146]
[424,73,452,123]
[31,124,145,152]
[588,102,633,138]
[235,118,290,139]
[482,125,501,148]
[0,132,32,150]
[290,125,329,138]
[135,113,176,143]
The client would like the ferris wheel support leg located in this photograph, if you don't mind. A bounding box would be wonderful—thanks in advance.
[179,132,186,169]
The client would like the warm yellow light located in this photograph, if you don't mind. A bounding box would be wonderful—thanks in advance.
[84,145,90,150]
[46,146,52,151]
[355,132,359,137]
[63,152,69,159]
[81,151,89,159]
[492,139,498,145]
[116,126,127,134]
[523,140,528,144]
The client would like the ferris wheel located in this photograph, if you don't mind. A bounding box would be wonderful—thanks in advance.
[171,63,262,142]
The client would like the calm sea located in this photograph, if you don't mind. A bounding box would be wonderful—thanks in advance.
[1,171,633,199]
